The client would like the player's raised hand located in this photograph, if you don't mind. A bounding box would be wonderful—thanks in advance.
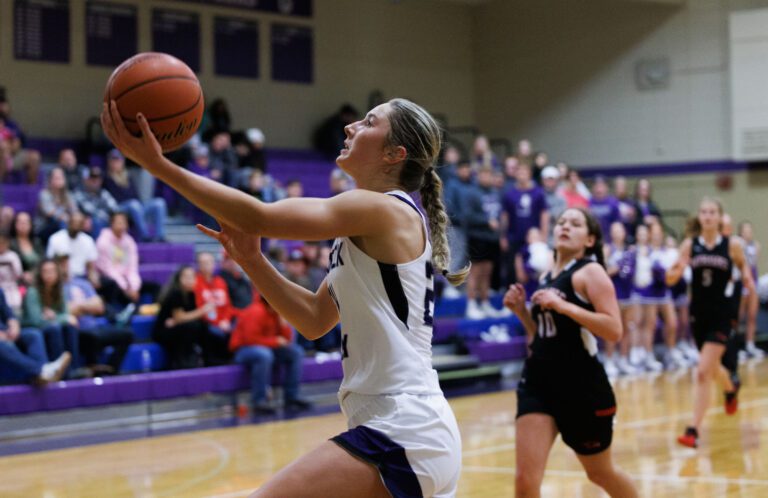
[196,220,263,265]
[100,101,163,167]
[503,284,527,314]
[531,288,565,312]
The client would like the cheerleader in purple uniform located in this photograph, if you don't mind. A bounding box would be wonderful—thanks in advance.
[738,221,764,358]
[667,236,698,365]
[632,223,678,371]
[604,222,638,376]
[515,227,553,302]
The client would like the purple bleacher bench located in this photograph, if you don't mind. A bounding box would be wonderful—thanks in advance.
[0,359,343,416]
[465,336,528,363]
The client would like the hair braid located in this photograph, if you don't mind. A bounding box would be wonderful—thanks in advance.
[420,168,469,285]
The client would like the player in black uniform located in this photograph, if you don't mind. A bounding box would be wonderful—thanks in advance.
[504,208,638,498]
[666,198,754,448]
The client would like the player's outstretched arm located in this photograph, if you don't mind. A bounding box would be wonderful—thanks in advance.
[101,102,392,241]
[197,221,339,339]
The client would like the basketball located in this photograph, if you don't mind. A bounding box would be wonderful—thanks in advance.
[104,52,204,152]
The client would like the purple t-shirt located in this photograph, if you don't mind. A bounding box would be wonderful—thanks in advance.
[589,196,620,238]
[502,186,547,245]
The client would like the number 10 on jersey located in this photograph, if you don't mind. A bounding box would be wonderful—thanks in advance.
[537,311,557,338]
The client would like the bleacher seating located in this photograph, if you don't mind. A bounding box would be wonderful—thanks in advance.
[0,141,531,416]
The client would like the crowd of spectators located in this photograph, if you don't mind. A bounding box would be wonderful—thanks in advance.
[2,90,763,414]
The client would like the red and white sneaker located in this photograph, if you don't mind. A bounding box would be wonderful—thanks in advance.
[677,426,699,448]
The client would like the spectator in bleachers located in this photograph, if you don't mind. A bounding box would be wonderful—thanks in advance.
[312,103,358,159]
[21,259,79,377]
[443,161,472,279]
[0,230,23,313]
[559,168,590,209]
[540,166,567,245]
[153,265,220,369]
[35,167,78,244]
[0,95,41,184]
[465,164,504,319]
[194,252,235,363]
[209,131,240,187]
[329,168,353,195]
[233,127,267,173]
[0,205,14,233]
[201,98,232,142]
[283,247,340,353]
[187,144,213,179]
[301,242,328,290]
[9,211,42,286]
[501,162,549,286]
[634,178,662,226]
[284,179,303,199]
[471,134,498,171]
[57,253,133,376]
[614,176,639,243]
[516,138,533,164]
[218,251,253,310]
[73,166,119,237]
[58,148,87,192]
[96,212,141,312]
[46,211,97,279]
[0,287,70,385]
[438,145,460,185]
[241,169,280,203]
[532,151,548,184]
[589,175,621,238]
[229,294,311,414]
[104,149,167,242]
[502,155,519,191]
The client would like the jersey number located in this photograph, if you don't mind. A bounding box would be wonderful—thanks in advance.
[537,311,557,338]
[702,269,713,287]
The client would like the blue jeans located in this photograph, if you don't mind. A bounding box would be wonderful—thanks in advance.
[42,323,79,376]
[120,198,167,241]
[234,343,304,406]
[0,328,48,381]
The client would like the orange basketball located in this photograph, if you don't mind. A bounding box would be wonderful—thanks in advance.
[104,52,204,152]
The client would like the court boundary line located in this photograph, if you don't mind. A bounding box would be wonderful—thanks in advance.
[462,465,768,487]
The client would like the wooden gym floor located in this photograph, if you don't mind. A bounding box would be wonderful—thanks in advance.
[1,360,767,498]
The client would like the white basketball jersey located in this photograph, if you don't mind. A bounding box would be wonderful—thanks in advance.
[326,190,442,396]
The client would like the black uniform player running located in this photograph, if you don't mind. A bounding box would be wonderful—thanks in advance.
[504,208,638,498]
[667,198,754,448]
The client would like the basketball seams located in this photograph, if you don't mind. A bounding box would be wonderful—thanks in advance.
[112,75,199,102]
[121,88,203,124]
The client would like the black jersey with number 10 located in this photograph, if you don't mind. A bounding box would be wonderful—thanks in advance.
[530,258,601,363]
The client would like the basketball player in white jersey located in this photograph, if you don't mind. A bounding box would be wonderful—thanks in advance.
[102,98,467,497]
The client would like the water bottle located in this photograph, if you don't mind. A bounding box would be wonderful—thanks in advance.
[141,349,152,373]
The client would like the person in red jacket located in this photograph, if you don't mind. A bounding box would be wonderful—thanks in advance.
[194,251,235,333]
[230,294,311,414]
[192,251,233,364]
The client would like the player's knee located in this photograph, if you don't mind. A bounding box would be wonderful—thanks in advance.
[515,470,543,496]
[585,467,614,488]
[696,365,714,382]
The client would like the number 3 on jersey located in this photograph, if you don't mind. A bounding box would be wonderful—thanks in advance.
[537,311,556,338]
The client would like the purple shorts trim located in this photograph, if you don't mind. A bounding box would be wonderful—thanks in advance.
[332,425,422,498]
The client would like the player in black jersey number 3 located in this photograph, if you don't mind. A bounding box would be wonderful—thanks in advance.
[666,198,754,448]
[503,208,638,498]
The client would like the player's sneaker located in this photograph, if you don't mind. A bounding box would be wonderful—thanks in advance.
[725,377,741,415]
[677,426,699,448]
[746,343,765,359]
